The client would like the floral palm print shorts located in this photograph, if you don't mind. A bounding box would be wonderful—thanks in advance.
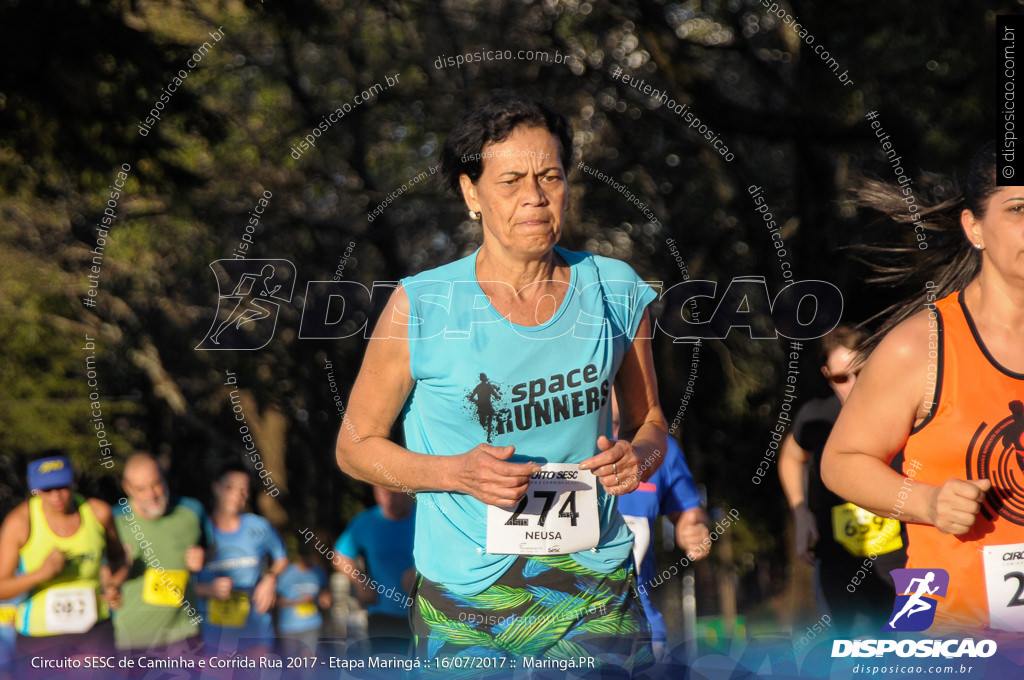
[410,555,653,677]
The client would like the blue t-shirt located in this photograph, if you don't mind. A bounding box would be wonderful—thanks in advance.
[276,563,327,633]
[401,247,657,595]
[335,506,415,617]
[198,513,287,649]
[618,437,700,642]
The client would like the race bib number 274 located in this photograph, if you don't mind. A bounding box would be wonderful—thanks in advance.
[486,463,599,555]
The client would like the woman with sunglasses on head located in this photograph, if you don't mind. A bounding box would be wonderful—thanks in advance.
[822,143,1024,635]
[779,325,907,637]
[0,452,125,666]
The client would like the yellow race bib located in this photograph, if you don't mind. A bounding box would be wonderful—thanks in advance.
[831,502,903,557]
[142,568,188,607]
[294,602,318,619]
[208,592,250,628]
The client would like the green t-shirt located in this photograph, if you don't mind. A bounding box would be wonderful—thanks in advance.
[113,496,205,649]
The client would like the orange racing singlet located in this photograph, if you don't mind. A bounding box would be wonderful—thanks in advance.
[902,290,1024,633]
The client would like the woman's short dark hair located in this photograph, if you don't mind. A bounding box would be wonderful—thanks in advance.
[440,94,573,194]
[215,461,251,484]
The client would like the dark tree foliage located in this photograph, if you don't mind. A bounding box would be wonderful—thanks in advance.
[0,0,1015,630]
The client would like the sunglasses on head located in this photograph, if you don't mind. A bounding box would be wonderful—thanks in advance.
[31,485,71,496]
[828,370,859,385]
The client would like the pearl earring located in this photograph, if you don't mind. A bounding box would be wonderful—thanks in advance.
[469,210,481,220]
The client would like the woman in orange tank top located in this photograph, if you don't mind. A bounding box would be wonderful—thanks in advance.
[822,142,1024,635]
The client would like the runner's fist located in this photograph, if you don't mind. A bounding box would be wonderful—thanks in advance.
[38,548,65,581]
[927,478,991,535]
[449,444,540,507]
[211,576,233,600]
[252,574,277,614]
[581,436,639,495]
[677,507,711,561]
[184,545,204,572]
[103,583,123,610]
[355,580,378,606]
[792,502,819,565]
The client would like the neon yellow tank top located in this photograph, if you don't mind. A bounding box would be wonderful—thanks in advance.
[17,494,109,636]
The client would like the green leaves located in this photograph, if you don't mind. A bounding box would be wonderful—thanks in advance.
[447,584,533,611]
[417,597,494,648]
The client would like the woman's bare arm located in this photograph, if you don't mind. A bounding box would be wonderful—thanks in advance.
[335,286,539,506]
[0,503,59,600]
[582,311,668,492]
[821,311,990,534]
[779,434,818,564]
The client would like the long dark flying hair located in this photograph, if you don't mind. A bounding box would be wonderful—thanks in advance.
[853,142,996,359]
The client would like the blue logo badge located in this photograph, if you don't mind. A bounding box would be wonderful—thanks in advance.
[883,568,949,632]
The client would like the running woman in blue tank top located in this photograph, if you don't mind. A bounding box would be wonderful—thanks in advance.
[336,95,669,675]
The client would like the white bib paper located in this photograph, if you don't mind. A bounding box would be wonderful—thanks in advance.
[622,514,650,573]
[44,586,97,634]
[983,542,1024,632]
[486,463,599,555]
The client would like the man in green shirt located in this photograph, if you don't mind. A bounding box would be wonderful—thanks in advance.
[111,453,206,655]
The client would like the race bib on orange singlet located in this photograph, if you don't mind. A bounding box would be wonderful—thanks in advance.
[486,464,599,555]
[831,502,903,557]
[983,543,1024,632]
[208,592,250,628]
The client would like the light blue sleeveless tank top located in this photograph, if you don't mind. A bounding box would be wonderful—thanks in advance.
[401,246,656,595]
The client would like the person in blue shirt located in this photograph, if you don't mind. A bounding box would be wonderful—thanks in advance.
[0,589,23,670]
[275,544,330,658]
[195,463,288,656]
[334,486,415,655]
[614,391,710,662]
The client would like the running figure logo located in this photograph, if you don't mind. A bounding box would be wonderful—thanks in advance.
[466,373,512,442]
[197,259,296,350]
[883,568,949,631]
